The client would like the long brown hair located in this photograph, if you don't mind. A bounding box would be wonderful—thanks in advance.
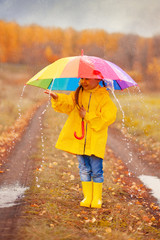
[75,85,83,108]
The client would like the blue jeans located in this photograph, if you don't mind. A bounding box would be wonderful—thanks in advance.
[77,155,104,183]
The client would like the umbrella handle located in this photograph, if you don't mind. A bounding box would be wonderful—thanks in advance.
[74,119,85,140]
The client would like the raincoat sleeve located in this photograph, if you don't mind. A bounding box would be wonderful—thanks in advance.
[84,94,117,132]
[51,92,75,115]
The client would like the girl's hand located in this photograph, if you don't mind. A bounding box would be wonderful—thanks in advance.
[79,106,86,119]
[44,90,58,100]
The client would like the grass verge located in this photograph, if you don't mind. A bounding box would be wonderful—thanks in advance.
[0,63,44,134]
[114,91,160,141]
[111,90,160,166]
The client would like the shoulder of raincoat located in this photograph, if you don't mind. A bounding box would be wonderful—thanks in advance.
[51,85,117,159]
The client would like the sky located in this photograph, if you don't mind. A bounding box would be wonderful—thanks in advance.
[0,0,160,37]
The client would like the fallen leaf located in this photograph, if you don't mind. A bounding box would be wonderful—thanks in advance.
[151,216,156,222]
[0,148,5,153]
[142,215,150,222]
[118,165,124,170]
[85,219,90,223]
[49,224,54,228]
[70,175,75,180]
[105,227,112,233]
[92,217,96,223]
[120,174,124,178]
[39,210,46,216]
[81,210,87,214]
[115,203,121,209]
[62,153,68,158]
[49,163,54,168]
[31,204,39,208]
[53,162,58,166]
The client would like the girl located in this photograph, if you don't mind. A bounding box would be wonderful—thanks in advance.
[44,78,117,208]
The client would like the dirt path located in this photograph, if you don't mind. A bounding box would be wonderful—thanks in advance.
[108,127,160,178]
[0,107,159,239]
[0,105,45,240]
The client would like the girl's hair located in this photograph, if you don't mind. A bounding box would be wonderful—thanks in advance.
[75,85,83,107]
[74,80,106,107]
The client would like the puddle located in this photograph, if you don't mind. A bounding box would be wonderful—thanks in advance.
[0,183,29,208]
[139,175,160,205]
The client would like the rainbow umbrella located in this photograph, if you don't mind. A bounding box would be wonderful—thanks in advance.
[26,54,137,90]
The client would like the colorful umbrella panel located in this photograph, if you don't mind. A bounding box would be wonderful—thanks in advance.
[26,55,137,91]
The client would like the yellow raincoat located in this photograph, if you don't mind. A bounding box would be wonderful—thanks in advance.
[51,85,117,159]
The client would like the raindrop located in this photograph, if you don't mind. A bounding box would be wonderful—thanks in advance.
[127,88,131,96]
[17,85,27,118]
[38,100,51,165]
[106,81,134,165]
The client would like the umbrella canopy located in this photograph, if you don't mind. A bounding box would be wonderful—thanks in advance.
[26,54,137,90]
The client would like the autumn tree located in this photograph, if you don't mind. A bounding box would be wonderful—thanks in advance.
[61,28,79,57]
[147,58,160,90]
[115,34,139,70]
[0,20,7,62]
[44,45,59,63]
[1,20,160,90]
[152,35,160,58]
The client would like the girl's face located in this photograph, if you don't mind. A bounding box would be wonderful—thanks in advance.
[80,78,100,90]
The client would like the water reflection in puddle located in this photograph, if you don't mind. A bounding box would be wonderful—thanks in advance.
[0,183,29,208]
[139,175,160,205]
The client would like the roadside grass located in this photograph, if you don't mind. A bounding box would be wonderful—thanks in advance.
[0,63,45,134]
[111,90,160,165]
[0,63,48,162]
[17,108,160,240]
[113,91,160,142]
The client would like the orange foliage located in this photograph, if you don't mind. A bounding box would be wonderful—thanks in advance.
[105,33,122,52]
[147,57,160,76]
[61,28,78,57]
[0,21,7,62]
[0,20,160,89]
[147,57,160,89]
[44,46,58,63]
